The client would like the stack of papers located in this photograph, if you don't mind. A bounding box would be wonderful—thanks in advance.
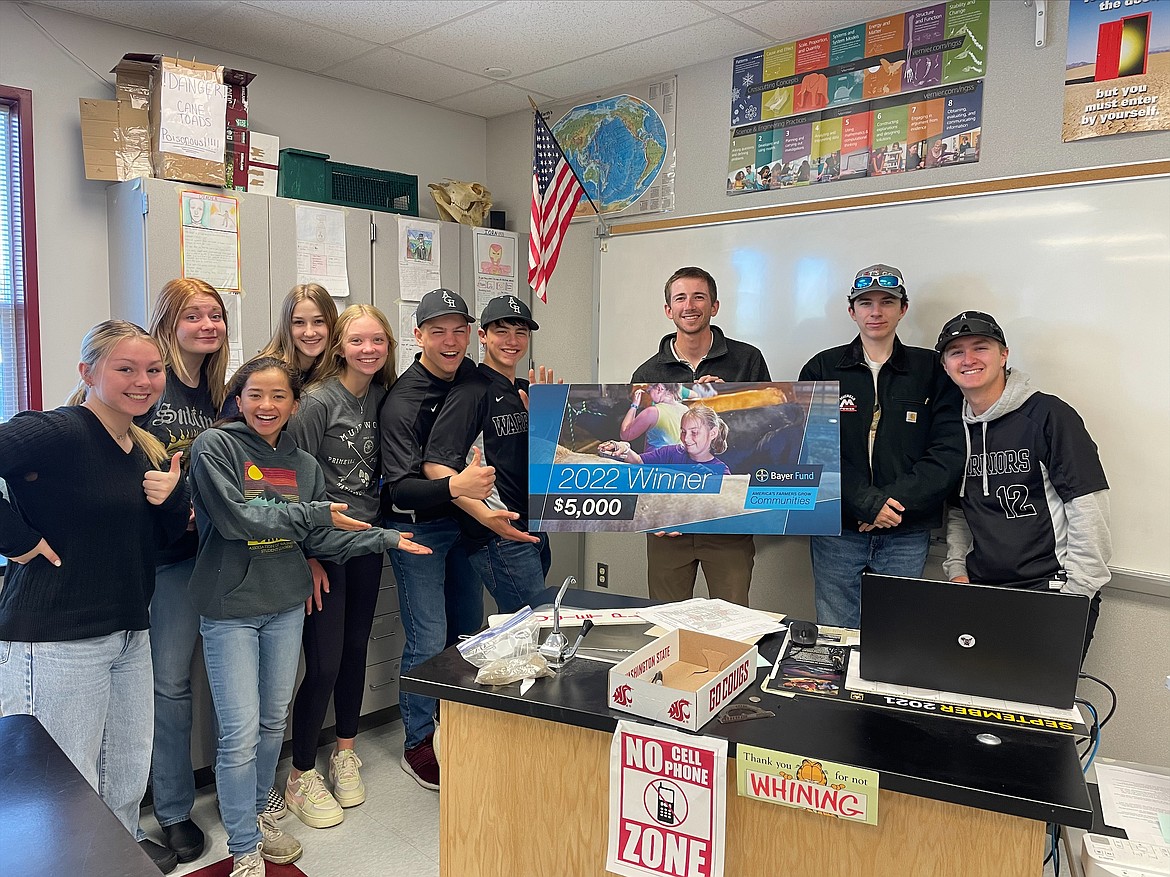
[636,598,784,643]
[1096,761,1170,845]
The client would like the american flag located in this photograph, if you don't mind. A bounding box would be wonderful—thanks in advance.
[529,110,586,303]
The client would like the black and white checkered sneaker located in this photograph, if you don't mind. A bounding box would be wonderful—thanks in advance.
[263,785,287,819]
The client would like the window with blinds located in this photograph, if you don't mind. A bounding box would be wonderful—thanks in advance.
[0,86,38,421]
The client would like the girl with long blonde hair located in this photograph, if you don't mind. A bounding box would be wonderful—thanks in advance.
[0,321,187,869]
[600,403,731,474]
[283,304,397,827]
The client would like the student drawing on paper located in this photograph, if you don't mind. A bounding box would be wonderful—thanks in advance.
[598,404,731,475]
[406,231,433,262]
[185,197,207,228]
[481,242,509,276]
[210,203,237,231]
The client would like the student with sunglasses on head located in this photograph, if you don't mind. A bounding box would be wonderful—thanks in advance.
[799,264,965,629]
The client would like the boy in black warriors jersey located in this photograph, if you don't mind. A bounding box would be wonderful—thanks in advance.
[936,312,1111,658]
[424,295,555,615]
[378,289,495,791]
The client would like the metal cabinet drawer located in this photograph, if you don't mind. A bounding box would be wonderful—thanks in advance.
[367,611,404,665]
[376,561,399,614]
[375,582,399,615]
[362,658,401,714]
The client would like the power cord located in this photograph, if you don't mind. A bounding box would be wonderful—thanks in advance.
[1044,820,1062,875]
[1046,674,1115,876]
[1075,699,1101,773]
[1078,672,1117,729]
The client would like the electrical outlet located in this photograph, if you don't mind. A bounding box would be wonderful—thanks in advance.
[597,563,609,588]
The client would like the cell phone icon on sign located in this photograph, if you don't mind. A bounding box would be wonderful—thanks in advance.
[655,782,676,825]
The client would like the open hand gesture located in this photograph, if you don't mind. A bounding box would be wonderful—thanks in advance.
[330,503,372,531]
[393,532,433,555]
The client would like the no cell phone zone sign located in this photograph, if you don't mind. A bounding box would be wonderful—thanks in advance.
[607,721,728,877]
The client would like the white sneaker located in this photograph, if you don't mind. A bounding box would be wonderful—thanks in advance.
[329,748,367,808]
[286,768,344,829]
[230,845,265,877]
[257,812,303,863]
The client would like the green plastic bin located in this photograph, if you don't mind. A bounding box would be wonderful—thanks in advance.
[277,148,419,216]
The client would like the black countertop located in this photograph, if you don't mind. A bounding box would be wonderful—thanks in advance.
[404,587,1092,827]
[0,714,159,877]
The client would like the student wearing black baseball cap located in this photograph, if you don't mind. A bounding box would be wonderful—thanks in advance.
[423,295,557,620]
[799,264,965,628]
[936,311,1110,659]
[378,288,495,791]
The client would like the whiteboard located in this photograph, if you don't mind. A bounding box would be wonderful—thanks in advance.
[599,175,1170,579]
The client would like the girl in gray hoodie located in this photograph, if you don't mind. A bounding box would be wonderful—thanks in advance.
[188,357,428,876]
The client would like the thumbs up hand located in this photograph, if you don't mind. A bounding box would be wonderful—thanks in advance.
[144,451,184,506]
[450,445,496,500]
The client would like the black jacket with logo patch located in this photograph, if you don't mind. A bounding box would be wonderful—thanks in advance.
[799,335,964,530]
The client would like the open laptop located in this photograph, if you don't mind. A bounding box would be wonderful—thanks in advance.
[859,573,1090,709]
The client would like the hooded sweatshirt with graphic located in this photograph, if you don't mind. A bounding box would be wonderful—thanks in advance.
[189,420,401,620]
[942,369,1111,597]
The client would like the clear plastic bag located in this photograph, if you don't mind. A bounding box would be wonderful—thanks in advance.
[457,607,541,668]
[474,653,556,686]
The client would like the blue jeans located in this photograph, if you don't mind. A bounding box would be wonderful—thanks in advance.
[144,557,202,833]
[445,544,484,648]
[388,517,484,750]
[465,532,552,616]
[0,630,153,836]
[200,608,304,856]
[809,528,931,628]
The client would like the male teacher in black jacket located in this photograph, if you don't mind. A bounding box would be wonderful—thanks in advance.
[799,264,964,627]
[631,266,771,605]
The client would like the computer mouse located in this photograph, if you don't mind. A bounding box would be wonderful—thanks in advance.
[787,619,819,647]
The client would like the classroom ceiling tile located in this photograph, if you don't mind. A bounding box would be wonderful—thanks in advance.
[393,1,718,79]
[436,82,557,118]
[30,0,933,120]
[733,0,920,42]
[181,3,381,73]
[237,0,495,45]
[511,18,763,102]
[699,0,769,12]
[33,0,230,35]
[325,47,496,104]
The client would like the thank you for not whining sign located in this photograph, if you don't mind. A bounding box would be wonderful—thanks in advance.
[607,721,728,877]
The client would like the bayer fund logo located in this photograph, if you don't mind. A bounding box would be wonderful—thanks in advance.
[754,468,770,483]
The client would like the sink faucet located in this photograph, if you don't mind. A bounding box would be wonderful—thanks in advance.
[539,575,589,667]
